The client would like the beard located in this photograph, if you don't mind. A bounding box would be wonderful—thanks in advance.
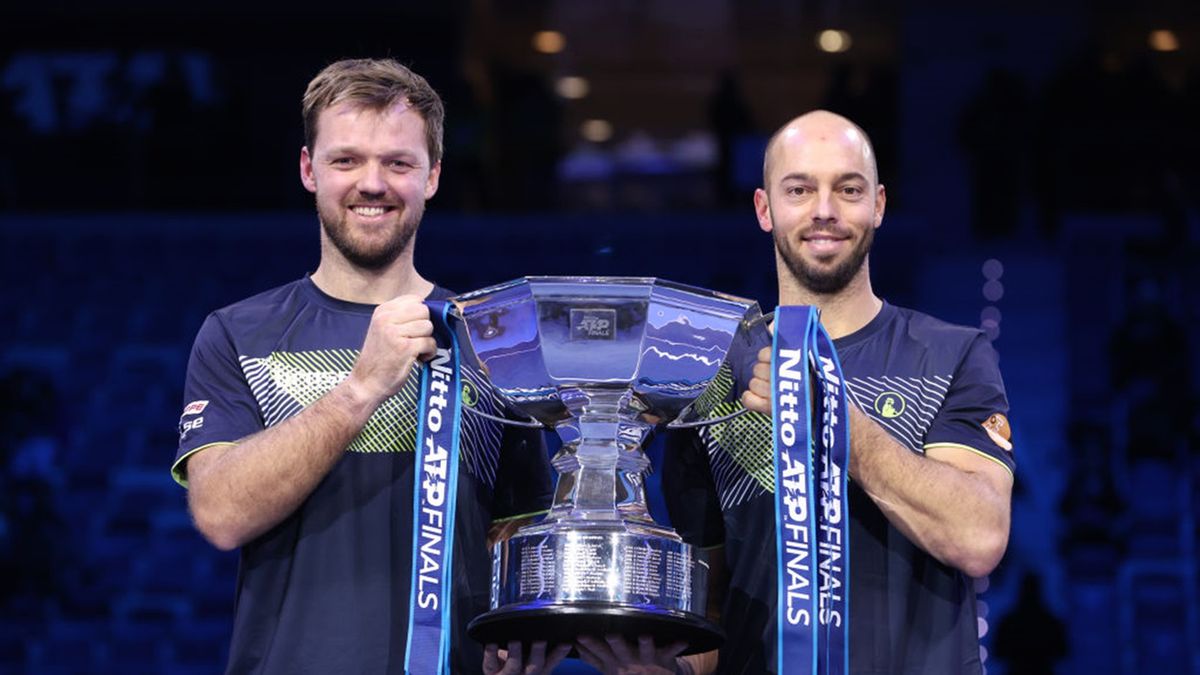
[774,220,873,295]
[317,197,423,271]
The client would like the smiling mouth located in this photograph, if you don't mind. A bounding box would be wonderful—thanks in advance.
[350,205,395,217]
[800,233,850,257]
[802,232,850,244]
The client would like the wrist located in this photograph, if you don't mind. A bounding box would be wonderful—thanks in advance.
[331,375,386,421]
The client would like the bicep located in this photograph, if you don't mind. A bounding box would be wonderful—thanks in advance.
[924,333,1016,476]
[924,443,1013,501]
[175,315,263,481]
[181,441,236,495]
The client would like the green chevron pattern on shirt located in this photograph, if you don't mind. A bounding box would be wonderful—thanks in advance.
[261,349,421,454]
[696,362,776,493]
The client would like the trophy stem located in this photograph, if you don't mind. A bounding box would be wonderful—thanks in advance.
[549,438,655,524]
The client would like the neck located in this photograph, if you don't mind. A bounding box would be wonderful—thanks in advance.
[310,247,432,304]
[776,263,882,339]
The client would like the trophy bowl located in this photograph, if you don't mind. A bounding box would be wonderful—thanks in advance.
[453,277,763,654]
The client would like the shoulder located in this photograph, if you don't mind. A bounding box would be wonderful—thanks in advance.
[890,304,985,351]
[210,278,310,326]
[190,278,317,359]
[868,303,996,373]
[839,302,1004,399]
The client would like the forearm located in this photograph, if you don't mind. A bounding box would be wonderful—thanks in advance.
[849,406,1010,577]
[187,379,381,550]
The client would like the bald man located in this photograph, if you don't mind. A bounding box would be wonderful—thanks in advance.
[663,111,1015,674]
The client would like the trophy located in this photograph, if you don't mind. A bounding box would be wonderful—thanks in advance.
[453,277,764,653]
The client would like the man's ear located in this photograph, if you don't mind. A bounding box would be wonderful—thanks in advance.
[755,188,773,233]
[425,161,441,200]
[874,183,886,229]
[300,146,317,194]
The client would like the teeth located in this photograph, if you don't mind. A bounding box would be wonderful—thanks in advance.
[353,206,387,216]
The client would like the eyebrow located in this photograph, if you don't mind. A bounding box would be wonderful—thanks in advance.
[321,145,421,160]
[778,171,868,184]
[319,145,360,156]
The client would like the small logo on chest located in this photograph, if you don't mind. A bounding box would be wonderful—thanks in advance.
[462,380,479,408]
[873,391,906,419]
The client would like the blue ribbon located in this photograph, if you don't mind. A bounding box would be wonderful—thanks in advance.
[812,321,850,675]
[405,301,464,675]
[771,306,850,675]
[772,306,819,674]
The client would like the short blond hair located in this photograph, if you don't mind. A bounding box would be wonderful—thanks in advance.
[302,58,444,165]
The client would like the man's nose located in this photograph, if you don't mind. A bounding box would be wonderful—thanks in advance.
[813,188,837,222]
[356,162,387,195]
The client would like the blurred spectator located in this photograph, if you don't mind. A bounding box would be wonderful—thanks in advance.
[0,368,68,614]
[959,68,1030,239]
[438,74,490,210]
[707,70,756,207]
[992,572,1069,675]
[1109,248,1191,462]
[1058,421,1125,575]
[487,65,563,210]
[1110,264,1188,394]
[822,62,898,190]
[1034,43,1184,235]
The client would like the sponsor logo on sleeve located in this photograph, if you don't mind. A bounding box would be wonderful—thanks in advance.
[182,400,209,416]
[181,416,205,435]
[982,413,1013,452]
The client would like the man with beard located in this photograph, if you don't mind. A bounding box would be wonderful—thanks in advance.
[171,59,560,674]
[662,110,1015,674]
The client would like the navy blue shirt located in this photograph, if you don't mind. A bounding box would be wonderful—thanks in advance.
[664,301,1014,675]
[173,277,552,674]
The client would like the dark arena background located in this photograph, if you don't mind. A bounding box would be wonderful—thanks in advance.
[1,2,1198,673]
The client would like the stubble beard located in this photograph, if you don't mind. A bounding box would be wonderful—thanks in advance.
[317,198,423,271]
[774,219,874,296]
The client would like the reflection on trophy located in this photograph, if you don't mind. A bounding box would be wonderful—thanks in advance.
[453,277,763,653]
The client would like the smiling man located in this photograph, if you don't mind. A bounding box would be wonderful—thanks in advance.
[664,110,1016,674]
[171,59,553,674]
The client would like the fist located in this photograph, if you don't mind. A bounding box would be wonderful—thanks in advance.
[348,295,436,403]
[739,346,773,415]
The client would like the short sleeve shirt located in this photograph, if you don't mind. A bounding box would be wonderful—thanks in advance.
[664,301,1014,675]
[173,277,553,674]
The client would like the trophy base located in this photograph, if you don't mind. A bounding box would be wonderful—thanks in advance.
[467,603,724,656]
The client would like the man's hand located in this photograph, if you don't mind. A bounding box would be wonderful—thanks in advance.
[344,294,436,404]
[575,635,688,675]
[483,640,571,674]
[739,346,773,415]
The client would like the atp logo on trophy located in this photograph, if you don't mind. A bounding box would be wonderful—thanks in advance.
[570,308,617,340]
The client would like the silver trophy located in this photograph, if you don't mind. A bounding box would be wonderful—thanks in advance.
[453,277,763,652]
